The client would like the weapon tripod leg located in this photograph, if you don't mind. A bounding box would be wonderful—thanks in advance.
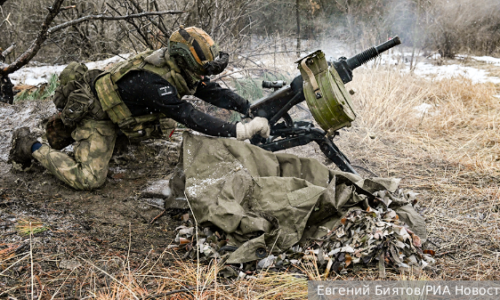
[315,138,358,175]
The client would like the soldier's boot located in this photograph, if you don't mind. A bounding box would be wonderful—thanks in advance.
[8,127,38,167]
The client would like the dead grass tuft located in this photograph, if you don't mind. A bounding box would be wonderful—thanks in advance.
[3,57,500,298]
[15,218,49,236]
[333,65,500,281]
[350,66,500,170]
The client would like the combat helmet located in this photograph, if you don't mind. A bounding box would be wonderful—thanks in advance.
[169,26,229,76]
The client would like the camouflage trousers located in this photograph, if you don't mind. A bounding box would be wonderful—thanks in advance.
[33,119,117,190]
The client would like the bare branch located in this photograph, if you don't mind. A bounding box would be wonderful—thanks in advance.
[105,3,154,49]
[47,10,185,35]
[0,1,184,76]
[0,0,65,75]
[60,5,76,11]
[0,43,16,60]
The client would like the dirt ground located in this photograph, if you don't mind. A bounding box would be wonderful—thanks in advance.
[1,70,500,298]
[0,100,188,298]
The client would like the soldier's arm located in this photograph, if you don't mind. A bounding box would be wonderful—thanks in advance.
[159,100,237,137]
[117,71,237,137]
[194,78,250,115]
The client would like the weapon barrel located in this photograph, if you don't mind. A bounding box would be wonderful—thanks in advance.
[346,36,401,70]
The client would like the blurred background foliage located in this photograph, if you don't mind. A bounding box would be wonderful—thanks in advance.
[0,0,499,64]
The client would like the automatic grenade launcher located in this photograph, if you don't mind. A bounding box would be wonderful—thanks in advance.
[249,37,401,174]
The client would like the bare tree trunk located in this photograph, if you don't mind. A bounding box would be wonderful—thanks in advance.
[0,74,13,104]
[296,0,300,57]
[0,44,15,104]
[410,0,421,71]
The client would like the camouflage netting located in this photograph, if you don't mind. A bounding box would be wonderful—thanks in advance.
[167,132,434,276]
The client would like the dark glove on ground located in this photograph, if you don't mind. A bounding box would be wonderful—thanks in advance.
[46,113,75,150]
[8,127,38,167]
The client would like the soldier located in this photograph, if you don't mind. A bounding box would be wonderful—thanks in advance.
[8,26,270,190]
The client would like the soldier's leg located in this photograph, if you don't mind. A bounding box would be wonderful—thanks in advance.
[33,119,117,190]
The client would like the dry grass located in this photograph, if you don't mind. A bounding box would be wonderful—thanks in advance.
[3,57,500,298]
[88,262,309,300]
[351,66,500,169]
[334,64,500,281]
[15,218,49,236]
[0,248,310,299]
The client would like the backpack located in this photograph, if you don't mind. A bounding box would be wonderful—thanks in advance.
[53,62,108,128]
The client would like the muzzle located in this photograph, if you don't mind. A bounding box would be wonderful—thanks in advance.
[203,51,229,75]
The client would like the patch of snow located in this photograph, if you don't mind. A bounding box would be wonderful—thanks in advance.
[10,65,67,86]
[376,53,400,65]
[0,101,56,163]
[457,55,500,66]
[9,54,131,86]
[414,103,433,113]
[471,56,500,66]
[430,53,441,60]
[368,51,500,84]
[413,103,439,117]
[411,62,500,84]
[402,52,419,57]
[85,54,132,70]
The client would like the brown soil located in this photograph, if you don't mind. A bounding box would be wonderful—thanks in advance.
[0,101,187,297]
[2,69,500,298]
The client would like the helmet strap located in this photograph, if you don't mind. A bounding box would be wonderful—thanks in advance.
[178,27,208,62]
[165,38,170,60]
[175,56,201,87]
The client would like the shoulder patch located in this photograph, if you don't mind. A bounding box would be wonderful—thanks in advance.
[158,85,174,97]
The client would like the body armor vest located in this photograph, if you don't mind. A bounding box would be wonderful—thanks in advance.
[94,50,196,138]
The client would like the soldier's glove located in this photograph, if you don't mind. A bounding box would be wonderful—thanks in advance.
[236,117,270,141]
[46,113,75,150]
[204,52,229,76]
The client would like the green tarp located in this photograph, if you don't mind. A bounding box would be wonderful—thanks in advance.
[168,132,426,264]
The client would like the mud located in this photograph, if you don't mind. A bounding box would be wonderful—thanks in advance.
[0,99,318,251]
[0,101,186,263]
[0,100,367,297]
[0,99,370,251]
